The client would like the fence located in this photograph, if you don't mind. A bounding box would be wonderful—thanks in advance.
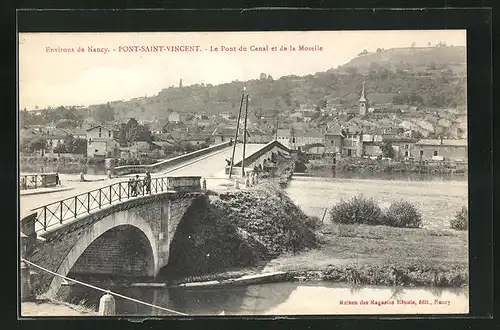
[31,176,201,233]
[20,173,58,190]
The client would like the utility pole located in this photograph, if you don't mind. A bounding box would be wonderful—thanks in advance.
[242,94,249,177]
[275,111,279,140]
[229,89,245,178]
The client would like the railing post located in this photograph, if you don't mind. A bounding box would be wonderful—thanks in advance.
[99,189,101,208]
[60,201,63,223]
[118,183,121,201]
[74,196,77,218]
[43,207,47,231]
[87,192,90,213]
[110,185,112,204]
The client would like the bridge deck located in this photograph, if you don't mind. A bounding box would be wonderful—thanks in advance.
[20,143,264,217]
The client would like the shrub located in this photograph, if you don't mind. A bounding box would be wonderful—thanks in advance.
[450,206,468,230]
[384,200,422,228]
[329,196,383,225]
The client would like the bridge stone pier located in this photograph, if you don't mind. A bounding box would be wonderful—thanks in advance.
[22,176,206,297]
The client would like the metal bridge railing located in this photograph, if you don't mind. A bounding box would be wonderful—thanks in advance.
[20,174,43,190]
[31,176,184,233]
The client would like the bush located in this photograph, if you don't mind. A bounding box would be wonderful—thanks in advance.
[384,200,422,228]
[329,196,383,225]
[450,206,468,230]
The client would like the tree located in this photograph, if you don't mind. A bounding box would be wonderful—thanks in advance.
[26,137,47,153]
[357,49,369,56]
[94,103,115,123]
[380,141,395,158]
[120,118,153,145]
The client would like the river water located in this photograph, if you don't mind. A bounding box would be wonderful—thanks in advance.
[285,169,468,230]
[56,281,468,315]
[48,167,468,316]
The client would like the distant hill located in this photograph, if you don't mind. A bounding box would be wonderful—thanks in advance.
[37,46,468,123]
[336,46,466,76]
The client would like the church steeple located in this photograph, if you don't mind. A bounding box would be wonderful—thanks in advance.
[359,81,368,115]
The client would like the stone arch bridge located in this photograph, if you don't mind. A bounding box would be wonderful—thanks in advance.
[21,176,207,297]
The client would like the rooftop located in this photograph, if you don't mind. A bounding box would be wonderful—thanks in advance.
[415,139,467,147]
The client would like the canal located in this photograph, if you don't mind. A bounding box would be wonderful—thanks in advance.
[56,281,468,315]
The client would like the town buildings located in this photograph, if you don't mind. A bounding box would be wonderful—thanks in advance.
[415,139,468,161]
[86,124,120,158]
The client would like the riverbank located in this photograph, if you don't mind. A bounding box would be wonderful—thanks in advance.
[149,221,467,289]
[21,297,98,316]
[301,157,467,175]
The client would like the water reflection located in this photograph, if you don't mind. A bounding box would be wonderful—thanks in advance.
[20,163,107,175]
[56,281,468,316]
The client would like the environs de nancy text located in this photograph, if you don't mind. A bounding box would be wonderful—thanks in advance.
[45,44,324,54]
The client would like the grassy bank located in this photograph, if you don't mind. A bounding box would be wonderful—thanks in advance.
[261,223,468,287]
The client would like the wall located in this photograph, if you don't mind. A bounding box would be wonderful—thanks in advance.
[87,140,107,157]
[324,135,343,154]
[114,141,232,175]
[417,145,467,161]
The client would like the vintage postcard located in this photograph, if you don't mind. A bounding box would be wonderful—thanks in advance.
[19,30,468,317]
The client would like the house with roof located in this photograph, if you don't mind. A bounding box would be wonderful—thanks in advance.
[324,126,344,154]
[45,128,70,153]
[247,128,273,144]
[86,124,120,158]
[342,132,363,157]
[168,111,185,123]
[383,136,419,159]
[415,139,467,161]
[211,126,250,145]
[289,129,325,151]
[61,127,87,140]
[276,128,291,147]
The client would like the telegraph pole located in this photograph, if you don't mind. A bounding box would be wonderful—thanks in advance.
[275,111,279,140]
[241,94,249,177]
[229,88,245,178]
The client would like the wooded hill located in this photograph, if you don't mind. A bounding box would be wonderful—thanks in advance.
[35,46,468,124]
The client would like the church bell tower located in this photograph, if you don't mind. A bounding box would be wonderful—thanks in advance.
[359,81,368,116]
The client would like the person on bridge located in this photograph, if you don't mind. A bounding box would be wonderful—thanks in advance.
[134,175,142,196]
[55,172,60,185]
[128,178,134,196]
[145,171,151,194]
[225,158,231,166]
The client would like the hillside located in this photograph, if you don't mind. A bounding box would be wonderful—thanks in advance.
[32,46,468,124]
[337,46,466,75]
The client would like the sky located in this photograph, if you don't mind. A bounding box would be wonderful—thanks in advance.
[18,30,466,110]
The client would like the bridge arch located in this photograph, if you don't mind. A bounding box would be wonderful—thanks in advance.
[45,214,159,296]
